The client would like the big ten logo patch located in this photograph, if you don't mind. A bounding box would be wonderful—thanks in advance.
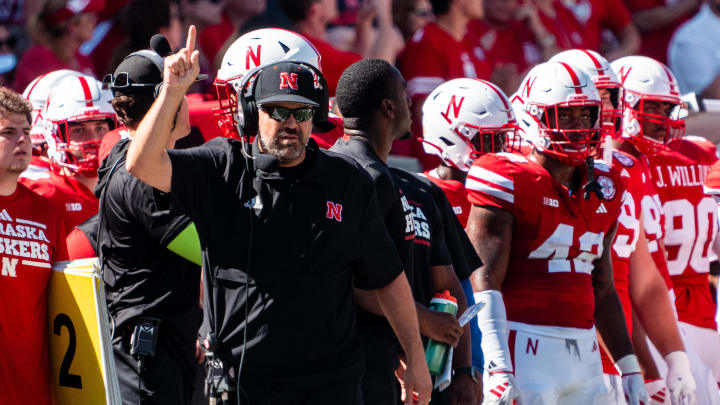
[65,202,83,212]
[409,201,431,244]
[400,194,416,239]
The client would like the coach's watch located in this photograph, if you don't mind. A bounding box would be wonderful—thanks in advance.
[455,366,480,383]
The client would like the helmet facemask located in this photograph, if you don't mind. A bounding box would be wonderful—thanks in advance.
[213,77,242,139]
[530,100,603,166]
[624,90,685,156]
[597,85,623,138]
[52,116,115,176]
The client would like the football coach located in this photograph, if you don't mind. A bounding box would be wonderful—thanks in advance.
[125,26,432,405]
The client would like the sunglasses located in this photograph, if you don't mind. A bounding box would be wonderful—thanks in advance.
[102,72,156,90]
[260,106,315,123]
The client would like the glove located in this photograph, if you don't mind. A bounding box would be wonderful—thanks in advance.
[615,355,650,405]
[646,378,668,404]
[484,371,521,405]
[665,351,696,405]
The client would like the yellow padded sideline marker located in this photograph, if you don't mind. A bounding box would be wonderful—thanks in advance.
[48,258,121,405]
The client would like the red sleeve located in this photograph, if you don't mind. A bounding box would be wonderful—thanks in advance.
[66,227,95,260]
[13,47,46,92]
[464,154,516,212]
[53,213,69,262]
[602,0,632,34]
[397,28,447,100]
[308,37,361,97]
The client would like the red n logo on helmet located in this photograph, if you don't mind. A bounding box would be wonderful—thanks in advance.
[440,95,465,124]
[279,73,299,90]
[617,66,632,85]
[522,76,537,99]
[246,45,261,70]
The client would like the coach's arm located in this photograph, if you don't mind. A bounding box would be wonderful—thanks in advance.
[126,26,200,193]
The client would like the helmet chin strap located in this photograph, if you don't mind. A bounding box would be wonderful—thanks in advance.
[583,156,603,200]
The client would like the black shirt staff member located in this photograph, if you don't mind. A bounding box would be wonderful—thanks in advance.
[330,59,418,405]
[125,26,432,405]
[97,47,203,405]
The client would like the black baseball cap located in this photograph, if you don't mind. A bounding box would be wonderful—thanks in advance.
[107,50,164,97]
[254,62,320,107]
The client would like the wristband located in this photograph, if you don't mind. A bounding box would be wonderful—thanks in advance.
[614,354,642,376]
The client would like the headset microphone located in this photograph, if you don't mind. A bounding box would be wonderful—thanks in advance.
[150,34,173,57]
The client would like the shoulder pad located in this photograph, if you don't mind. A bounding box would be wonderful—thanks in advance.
[496,152,528,163]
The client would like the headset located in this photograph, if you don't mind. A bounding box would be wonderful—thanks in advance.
[236,60,329,138]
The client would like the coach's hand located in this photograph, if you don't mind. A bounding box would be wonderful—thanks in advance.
[164,25,200,92]
[402,352,433,405]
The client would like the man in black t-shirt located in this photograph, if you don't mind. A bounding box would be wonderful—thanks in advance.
[330,59,421,404]
[124,27,432,405]
[97,46,203,404]
[392,168,483,404]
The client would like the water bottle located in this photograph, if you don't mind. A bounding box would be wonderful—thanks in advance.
[425,290,458,376]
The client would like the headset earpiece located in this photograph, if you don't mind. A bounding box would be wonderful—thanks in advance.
[237,66,263,137]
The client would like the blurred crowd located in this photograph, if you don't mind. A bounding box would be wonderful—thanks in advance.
[1,0,715,167]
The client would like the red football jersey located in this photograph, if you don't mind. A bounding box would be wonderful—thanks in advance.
[468,19,541,75]
[560,0,632,51]
[537,0,587,50]
[647,140,718,329]
[637,155,674,290]
[66,227,96,260]
[20,170,98,231]
[396,22,492,169]
[311,115,344,150]
[424,169,471,227]
[466,152,624,329]
[601,150,643,374]
[0,184,68,405]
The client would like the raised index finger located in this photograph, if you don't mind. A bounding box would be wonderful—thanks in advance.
[186,25,196,54]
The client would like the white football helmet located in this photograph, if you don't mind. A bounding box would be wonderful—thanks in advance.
[213,28,322,138]
[610,56,685,155]
[422,78,518,171]
[22,69,83,152]
[550,49,623,137]
[43,74,117,176]
[511,61,602,166]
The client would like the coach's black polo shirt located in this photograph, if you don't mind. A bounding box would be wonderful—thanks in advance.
[330,136,415,269]
[167,137,403,383]
[390,168,452,304]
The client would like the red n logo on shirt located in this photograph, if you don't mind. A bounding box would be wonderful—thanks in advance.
[440,95,465,124]
[326,201,343,222]
[279,73,299,90]
[246,45,261,70]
